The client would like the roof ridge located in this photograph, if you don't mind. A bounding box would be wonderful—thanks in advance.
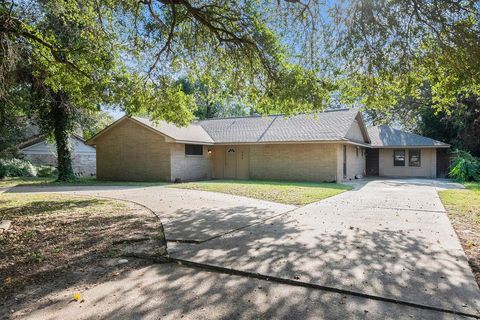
[197,108,354,122]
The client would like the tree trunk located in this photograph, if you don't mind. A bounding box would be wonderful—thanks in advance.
[52,97,75,181]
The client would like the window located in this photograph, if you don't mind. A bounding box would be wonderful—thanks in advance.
[409,149,421,167]
[185,144,203,156]
[393,149,405,166]
[356,147,359,157]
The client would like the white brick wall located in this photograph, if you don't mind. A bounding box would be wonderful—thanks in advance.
[170,144,212,182]
[345,144,366,179]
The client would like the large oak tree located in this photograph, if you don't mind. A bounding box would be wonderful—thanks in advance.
[2,0,480,179]
[1,0,330,180]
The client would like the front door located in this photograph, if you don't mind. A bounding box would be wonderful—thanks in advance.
[343,145,347,178]
[225,147,237,179]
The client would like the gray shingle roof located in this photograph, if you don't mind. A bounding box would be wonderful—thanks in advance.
[367,125,450,147]
[132,117,214,144]
[198,109,360,143]
[88,109,449,148]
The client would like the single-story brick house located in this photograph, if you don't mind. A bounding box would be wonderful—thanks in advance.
[20,134,96,176]
[86,109,450,182]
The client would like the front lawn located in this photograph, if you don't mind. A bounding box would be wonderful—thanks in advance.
[438,182,480,286]
[169,179,351,205]
[0,177,169,188]
[0,193,164,302]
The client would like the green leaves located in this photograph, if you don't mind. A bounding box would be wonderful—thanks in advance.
[255,64,333,115]
[331,0,480,114]
[450,150,480,182]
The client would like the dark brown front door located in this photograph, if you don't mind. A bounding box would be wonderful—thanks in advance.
[366,148,379,176]
[436,148,451,178]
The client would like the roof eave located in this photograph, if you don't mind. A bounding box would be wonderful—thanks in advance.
[172,139,214,145]
[369,144,450,148]
[345,140,372,147]
[18,135,45,150]
[211,139,347,145]
[354,112,371,144]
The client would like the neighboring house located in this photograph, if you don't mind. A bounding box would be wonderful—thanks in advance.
[19,135,96,176]
[86,109,449,182]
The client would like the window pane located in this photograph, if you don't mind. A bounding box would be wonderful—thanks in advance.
[394,150,405,166]
[185,144,203,155]
[409,149,421,167]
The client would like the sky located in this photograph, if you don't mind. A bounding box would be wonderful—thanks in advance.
[103,107,125,120]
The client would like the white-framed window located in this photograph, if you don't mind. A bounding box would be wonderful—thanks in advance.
[409,149,421,167]
[393,149,405,166]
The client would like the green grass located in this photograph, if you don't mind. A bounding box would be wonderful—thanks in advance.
[0,177,53,188]
[439,182,480,221]
[438,182,480,286]
[0,176,169,188]
[169,179,352,205]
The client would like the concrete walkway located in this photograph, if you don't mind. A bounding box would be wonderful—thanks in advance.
[7,179,480,319]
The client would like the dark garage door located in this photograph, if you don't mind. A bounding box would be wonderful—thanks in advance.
[366,149,379,176]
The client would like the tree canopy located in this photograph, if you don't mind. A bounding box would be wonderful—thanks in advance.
[328,0,480,114]
[3,0,479,119]
[1,0,480,178]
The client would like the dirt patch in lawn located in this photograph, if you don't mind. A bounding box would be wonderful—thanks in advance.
[0,193,165,309]
[439,183,480,287]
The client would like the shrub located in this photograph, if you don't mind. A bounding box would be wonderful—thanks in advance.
[0,158,37,177]
[37,165,58,177]
[449,150,480,182]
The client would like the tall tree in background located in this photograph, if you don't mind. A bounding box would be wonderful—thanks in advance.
[328,0,480,114]
[178,78,249,119]
[80,111,114,140]
[326,0,480,156]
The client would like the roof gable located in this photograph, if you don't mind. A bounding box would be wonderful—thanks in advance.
[367,125,450,148]
[132,117,214,144]
[86,116,214,145]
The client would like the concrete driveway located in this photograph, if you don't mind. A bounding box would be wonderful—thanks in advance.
[167,179,480,316]
[8,178,480,319]
[10,185,295,242]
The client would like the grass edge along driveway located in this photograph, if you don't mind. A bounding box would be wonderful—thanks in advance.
[0,177,169,188]
[0,193,163,301]
[169,179,352,205]
[438,182,480,287]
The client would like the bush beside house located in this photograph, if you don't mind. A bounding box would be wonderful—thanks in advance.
[449,150,480,182]
[0,158,57,178]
